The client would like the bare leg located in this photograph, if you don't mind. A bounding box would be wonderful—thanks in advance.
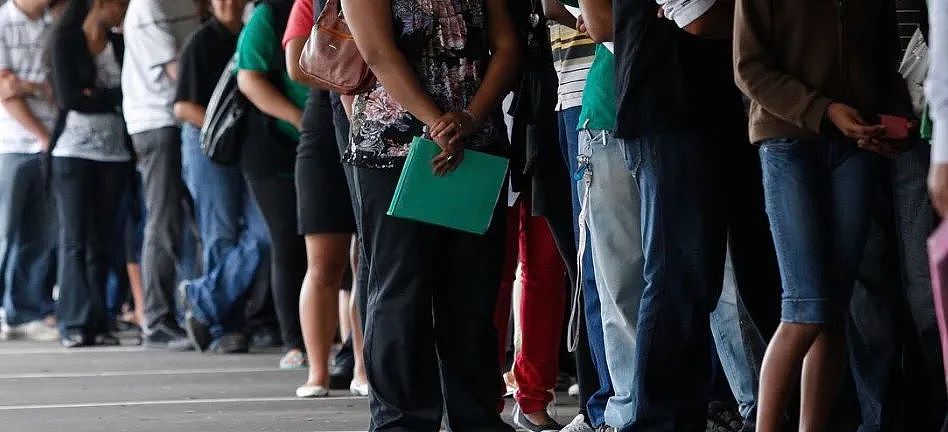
[349,237,368,386]
[300,233,350,387]
[799,319,846,432]
[338,289,352,343]
[756,322,822,432]
[126,263,145,327]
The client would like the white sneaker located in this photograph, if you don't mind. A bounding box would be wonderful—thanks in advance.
[560,414,595,432]
[295,384,329,398]
[568,383,580,397]
[349,380,369,396]
[1,320,59,342]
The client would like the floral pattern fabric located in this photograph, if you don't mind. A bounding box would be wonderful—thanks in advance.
[345,0,496,169]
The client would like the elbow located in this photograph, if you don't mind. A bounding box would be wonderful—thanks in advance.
[586,26,614,43]
[173,102,186,121]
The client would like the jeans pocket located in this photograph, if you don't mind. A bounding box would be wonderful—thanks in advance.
[619,137,643,177]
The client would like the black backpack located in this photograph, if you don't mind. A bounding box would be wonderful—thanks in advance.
[200,0,293,166]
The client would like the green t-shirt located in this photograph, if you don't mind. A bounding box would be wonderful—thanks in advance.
[236,4,308,140]
[577,45,616,132]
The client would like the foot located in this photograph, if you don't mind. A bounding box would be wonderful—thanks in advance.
[250,327,282,349]
[513,404,563,432]
[183,312,211,352]
[329,342,355,389]
[559,415,594,432]
[2,320,60,342]
[279,349,307,369]
[706,401,743,432]
[295,384,329,398]
[208,332,249,354]
[144,323,194,351]
[349,379,369,396]
[567,383,580,398]
[60,333,88,348]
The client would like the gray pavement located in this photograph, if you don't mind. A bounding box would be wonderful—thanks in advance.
[0,339,578,432]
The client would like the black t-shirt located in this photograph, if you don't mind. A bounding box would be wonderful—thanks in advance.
[612,0,745,140]
[175,19,238,107]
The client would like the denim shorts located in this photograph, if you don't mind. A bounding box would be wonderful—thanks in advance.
[759,138,881,324]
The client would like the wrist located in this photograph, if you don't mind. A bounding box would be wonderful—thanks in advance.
[462,108,481,125]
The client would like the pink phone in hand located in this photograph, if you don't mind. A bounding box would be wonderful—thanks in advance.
[880,114,911,140]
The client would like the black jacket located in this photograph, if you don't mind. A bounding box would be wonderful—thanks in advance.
[49,30,124,115]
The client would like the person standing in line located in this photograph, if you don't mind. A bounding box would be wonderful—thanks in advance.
[47,0,131,348]
[735,0,913,430]
[930,0,948,220]
[282,0,368,397]
[343,0,520,428]
[849,1,948,430]
[174,0,269,354]
[0,0,58,343]
[122,0,200,350]
[235,0,308,370]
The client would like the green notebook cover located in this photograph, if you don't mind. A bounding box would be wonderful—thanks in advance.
[387,136,509,235]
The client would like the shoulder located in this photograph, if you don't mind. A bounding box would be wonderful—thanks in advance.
[181,21,215,52]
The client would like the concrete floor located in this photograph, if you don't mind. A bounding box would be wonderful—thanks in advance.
[0,338,578,432]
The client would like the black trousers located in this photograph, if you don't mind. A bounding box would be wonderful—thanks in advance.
[356,166,512,432]
[245,174,306,352]
[52,157,130,337]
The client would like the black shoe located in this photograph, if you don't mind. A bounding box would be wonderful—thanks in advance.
[184,312,212,352]
[60,333,88,349]
[329,341,355,390]
[513,405,563,432]
[250,327,282,349]
[94,333,121,346]
[707,401,743,432]
[144,323,194,351]
[209,332,250,354]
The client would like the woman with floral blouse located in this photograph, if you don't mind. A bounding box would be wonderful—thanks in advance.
[342,0,520,429]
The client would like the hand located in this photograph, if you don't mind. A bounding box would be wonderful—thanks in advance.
[856,137,911,159]
[577,15,587,34]
[428,111,477,175]
[0,72,24,100]
[826,103,887,140]
[930,162,948,217]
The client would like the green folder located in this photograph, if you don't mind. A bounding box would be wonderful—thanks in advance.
[387,136,509,235]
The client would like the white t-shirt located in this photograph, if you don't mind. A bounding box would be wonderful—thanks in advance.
[121,0,199,135]
[0,2,55,155]
[53,42,130,162]
[657,0,717,29]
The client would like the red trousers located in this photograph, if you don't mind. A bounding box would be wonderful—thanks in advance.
[493,197,567,414]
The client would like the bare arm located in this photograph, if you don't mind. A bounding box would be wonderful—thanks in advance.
[1,97,50,150]
[578,0,613,42]
[237,70,303,130]
[464,0,521,123]
[285,37,306,84]
[173,101,206,128]
[342,0,444,127]
[541,0,577,28]
[164,62,179,82]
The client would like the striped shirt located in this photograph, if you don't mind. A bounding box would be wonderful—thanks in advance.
[549,24,595,111]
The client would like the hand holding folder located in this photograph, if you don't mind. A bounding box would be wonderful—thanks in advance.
[387,137,509,235]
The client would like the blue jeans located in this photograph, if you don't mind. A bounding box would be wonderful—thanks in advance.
[180,124,266,339]
[586,131,763,428]
[0,153,56,326]
[848,140,948,432]
[618,131,730,431]
[760,138,880,324]
[712,250,765,423]
[559,107,613,427]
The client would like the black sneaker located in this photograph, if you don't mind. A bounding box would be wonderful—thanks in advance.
[513,405,563,432]
[144,323,194,351]
[93,333,121,346]
[209,332,250,354]
[706,401,743,432]
[330,340,355,389]
[184,312,212,352]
